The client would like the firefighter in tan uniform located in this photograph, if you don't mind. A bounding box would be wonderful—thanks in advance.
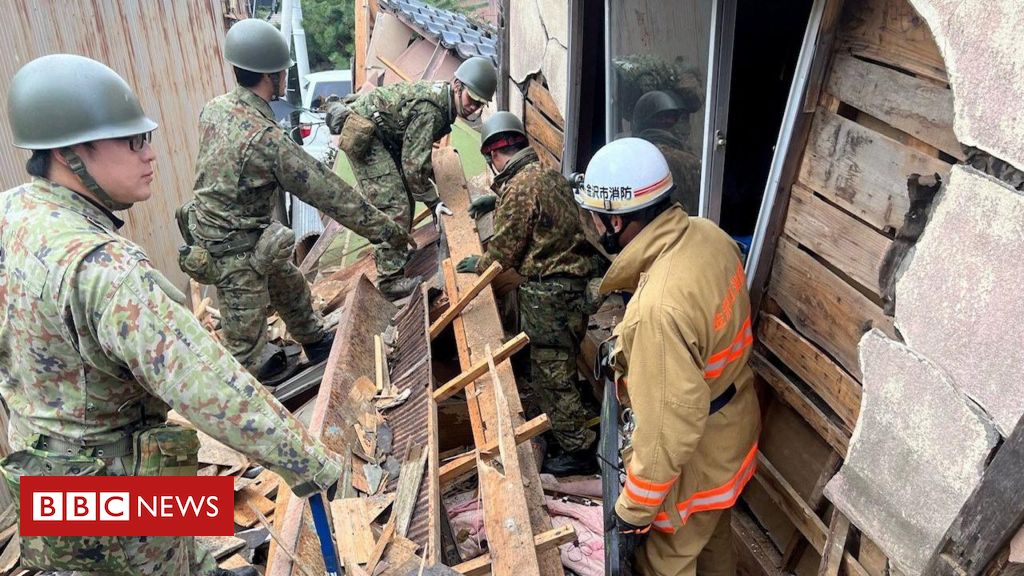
[575,138,760,575]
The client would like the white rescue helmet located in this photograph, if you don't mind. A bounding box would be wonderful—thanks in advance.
[575,137,674,214]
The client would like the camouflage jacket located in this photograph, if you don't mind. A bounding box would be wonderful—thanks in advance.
[476,148,599,279]
[0,179,339,496]
[191,86,400,245]
[349,80,456,205]
[639,128,702,214]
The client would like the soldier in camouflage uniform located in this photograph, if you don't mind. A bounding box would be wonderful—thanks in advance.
[632,90,703,214]
[457,112,602,476]
[326,57,497,300]
[0,54,340,575]
[615,54,704,145]
[183,20,411,377]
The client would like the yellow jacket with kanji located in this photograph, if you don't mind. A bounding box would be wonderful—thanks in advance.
[602,204,760,531]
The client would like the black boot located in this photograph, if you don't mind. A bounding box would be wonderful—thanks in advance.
[378,275,423,301]
[542,445,599,476]
[302,331,335,364]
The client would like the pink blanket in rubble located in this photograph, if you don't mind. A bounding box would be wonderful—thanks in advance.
[448,495,604,575]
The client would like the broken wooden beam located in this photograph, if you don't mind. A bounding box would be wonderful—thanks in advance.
[298,219,341,276]
[439,415,551,486]
[434,147,562,575]
[429,260,503,339]
[267,276,397,576]
[432,332,529,403]
[451,525,577,576]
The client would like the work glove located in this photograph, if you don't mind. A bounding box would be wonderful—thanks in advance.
[324,101,351,135]
[250,222,295,274]
[613,510,651,574]
[457,254,481,274]
[468,194,497,219]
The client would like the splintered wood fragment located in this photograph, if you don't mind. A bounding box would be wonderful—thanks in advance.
[197,535,246,560]
[433,333,530,402]
[439,415,551,485]
[365,492,396,521]
[818,511,851,576]
[266,480,293,570]
[298,219,341,276]
[219,554,251,570]
[451,525,576,576]
[233,485,276,528]
[375,334,389,395]
[189,279,203,312]
[378,536,422,576]
[429,261,503,339]
[247,501,318,576]
[250,468,282,498]
[394,444,429,538]
[331,498,375,564]
[366,516,397,575]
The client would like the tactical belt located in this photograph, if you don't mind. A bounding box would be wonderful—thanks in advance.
[709,383,737,416]
[35,432,135,459]
[201,230,262,258]
[524,274,589,289]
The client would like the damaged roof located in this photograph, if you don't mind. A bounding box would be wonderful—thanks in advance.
[381,0,499,67]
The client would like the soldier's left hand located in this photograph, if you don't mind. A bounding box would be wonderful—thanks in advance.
[457,254,480,274]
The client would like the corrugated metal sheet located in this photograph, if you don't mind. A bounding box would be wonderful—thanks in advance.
[0,0,235,287]
[290,197,325,244]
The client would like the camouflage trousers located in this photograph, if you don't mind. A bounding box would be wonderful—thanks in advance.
[6,430,219,576]
[351,140,413,284]
[519,278,598,452]
[213,251,325,371]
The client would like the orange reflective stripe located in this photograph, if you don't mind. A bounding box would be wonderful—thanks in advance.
[703,316,753,379]
[651,512,674,533]
[624,469,677,508]
[674,442,758,524]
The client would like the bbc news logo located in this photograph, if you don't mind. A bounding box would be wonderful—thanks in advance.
[20,476,234,536]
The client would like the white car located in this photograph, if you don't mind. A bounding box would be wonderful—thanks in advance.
[300,70,353,163]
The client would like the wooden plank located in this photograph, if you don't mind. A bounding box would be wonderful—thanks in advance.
[925,413,1024,576]
[797,108,950,232]
[733,505,785,576]
[524,101,564,161]
[394,444,428,539]
[439,415,551,485]
[836,0,948,84]
[527,79,565,128]
[331,498,376,565]
[451,525,577,576]
[818,511,851,576]
[433,332,530,402]
[435,147,563,575]
[753,453,869,576]
[366,516,396,575]
[782,452,843,571]
[784,183,892,296]
[768,238,895,380]
[233,486,276,529]
[758,313,861,430]
[298,219,341,276]
[429,261,504,339]
[528,135,562,170]
[826,53,960,159]
[750,352,849,457]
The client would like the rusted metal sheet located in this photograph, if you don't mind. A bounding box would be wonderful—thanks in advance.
[0,0,235,286]
[385,285,440,560]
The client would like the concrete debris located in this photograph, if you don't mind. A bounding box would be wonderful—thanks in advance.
[895,165,1024,435]
[909,0,1024,173]
[824,330,999,575]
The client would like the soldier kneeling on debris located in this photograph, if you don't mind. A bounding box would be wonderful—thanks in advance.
[456,112,604,476]
[0,53,342,576]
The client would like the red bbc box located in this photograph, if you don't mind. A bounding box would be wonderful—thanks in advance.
[19,476,234,536]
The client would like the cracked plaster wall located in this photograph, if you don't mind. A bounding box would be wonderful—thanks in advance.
[509,0,568,120]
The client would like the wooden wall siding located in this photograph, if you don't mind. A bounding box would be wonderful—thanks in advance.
[741,0,959,573]
[523,78,565,169]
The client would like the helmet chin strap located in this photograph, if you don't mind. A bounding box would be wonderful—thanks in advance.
[60,148,132,212]
[599,213,624,254]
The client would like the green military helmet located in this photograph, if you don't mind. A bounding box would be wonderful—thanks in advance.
[632,90,684,133]
[479,111,525,153]
[8,54,158,150]
[225,18,294,73]
[454,57,497,103]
